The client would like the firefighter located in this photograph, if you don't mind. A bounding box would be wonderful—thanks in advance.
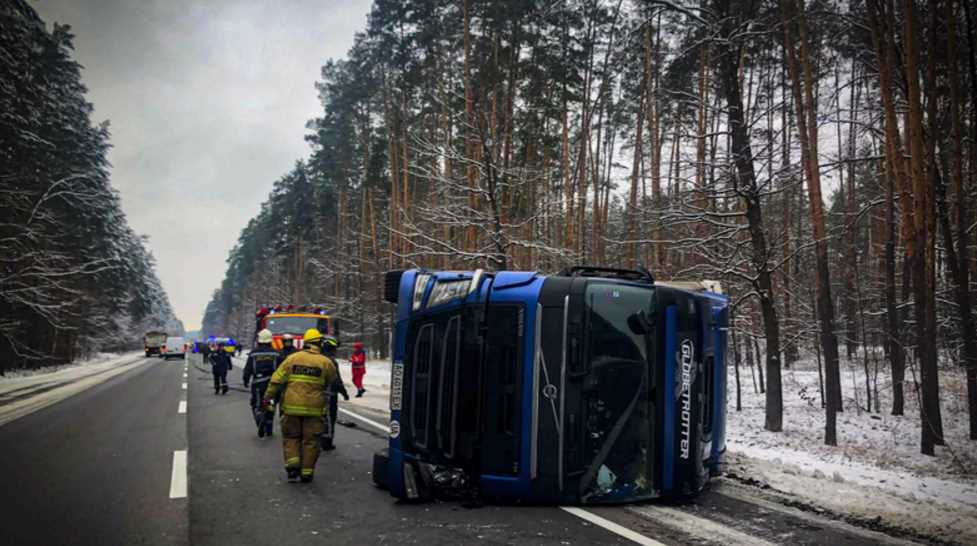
[350,341,367,397]
[319,336,349,451]
[278,334,297,362]
[261,328,338,483]
[209,343,233,395]
[244,329,279,437]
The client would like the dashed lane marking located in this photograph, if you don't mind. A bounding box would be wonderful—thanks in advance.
[169,450,187,499]
[178,400,186,414]
[182,373,187,378]
[181,383,187,390]
[336,406,666,546]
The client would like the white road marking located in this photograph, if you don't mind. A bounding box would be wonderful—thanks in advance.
[181,382,187,390]
[627,505,777,546]
[716,484,918,546]
[169,450,188,499]
[561,507,667,546]
[182,373,187,378]
[338,407,390,433]
[336,406,667,545]
[178,400,186,414]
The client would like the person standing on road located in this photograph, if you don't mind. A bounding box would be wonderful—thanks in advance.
[319,336,349,451]
[243,329,279,437]
[350,341,367,398]
[209,343,233,395]
[261,328,338,483]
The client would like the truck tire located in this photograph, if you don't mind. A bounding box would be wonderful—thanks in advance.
[372,449,390,489]
[384,270,405,304]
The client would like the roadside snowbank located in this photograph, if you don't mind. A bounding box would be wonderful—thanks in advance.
[0,351,146,427]
[0,352,143,382]
[725,358,977,543]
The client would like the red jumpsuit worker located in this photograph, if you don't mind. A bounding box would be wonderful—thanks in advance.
[351,342,367,398]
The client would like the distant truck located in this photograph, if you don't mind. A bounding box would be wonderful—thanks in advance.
[143,331,167,357]
[253,305,339,350]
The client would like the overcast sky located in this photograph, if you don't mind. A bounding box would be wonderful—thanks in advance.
[31,0,373,331]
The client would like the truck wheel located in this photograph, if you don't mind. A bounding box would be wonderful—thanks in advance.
[372,449,390,489]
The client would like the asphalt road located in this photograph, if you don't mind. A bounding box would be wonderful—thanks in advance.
[0,354,187,546]
[0,353,929,546]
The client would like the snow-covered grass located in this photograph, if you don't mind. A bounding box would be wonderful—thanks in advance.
[0,351,139,380]
[725,356,977,543]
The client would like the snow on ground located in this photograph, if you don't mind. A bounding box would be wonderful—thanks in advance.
[0,352,145,385]
[725,356,977,543]
[337,359,391,416]
[0,351,146,427]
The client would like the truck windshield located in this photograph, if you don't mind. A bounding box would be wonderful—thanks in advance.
[264,316,326,334]
[581,283,654,502]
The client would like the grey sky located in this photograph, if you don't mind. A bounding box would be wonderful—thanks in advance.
[31,0,373,331]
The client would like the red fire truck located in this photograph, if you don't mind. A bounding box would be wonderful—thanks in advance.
[253,305,339,350]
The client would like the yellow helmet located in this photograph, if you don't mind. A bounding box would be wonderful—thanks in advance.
[223,345,235,353]
[303,328,323,343]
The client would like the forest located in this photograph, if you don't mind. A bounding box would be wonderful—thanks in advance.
[0,1,182,372]
[201,0,976,454]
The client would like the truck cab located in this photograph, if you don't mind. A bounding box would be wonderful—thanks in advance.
[374,266,729,504]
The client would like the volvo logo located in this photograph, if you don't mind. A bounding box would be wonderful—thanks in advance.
[542,383,558,400]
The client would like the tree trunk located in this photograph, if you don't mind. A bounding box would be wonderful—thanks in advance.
[463,0,478,255]
[714,0,783,431]
[732,317,743,411]
[954,0,977,440]
[906,0,941,455]
[781,0,841,444]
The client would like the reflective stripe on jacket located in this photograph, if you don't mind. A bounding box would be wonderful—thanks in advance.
[263,345,338,417]
[244,347,279,385]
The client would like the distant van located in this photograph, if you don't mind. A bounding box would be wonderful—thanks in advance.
[161,336,186,360]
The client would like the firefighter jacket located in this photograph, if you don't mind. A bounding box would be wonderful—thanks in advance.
[210,352,233,373]
[243,345,279,388]
[350,349,366,369]
[263,345,338,417]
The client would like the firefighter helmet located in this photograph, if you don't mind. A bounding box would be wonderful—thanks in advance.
[303,328,323,344]
[324,336,339,349]
[257,329,273,344]
[223,345,235,353]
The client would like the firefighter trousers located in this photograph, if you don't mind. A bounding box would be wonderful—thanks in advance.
[320,393,338,448]
[280,414,325,477]
[250,381,272,433]
[212,370,228,394]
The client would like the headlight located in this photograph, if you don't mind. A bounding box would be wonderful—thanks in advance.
[412,274,432,310]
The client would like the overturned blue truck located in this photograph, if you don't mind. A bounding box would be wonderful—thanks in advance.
[372,266,729,504]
